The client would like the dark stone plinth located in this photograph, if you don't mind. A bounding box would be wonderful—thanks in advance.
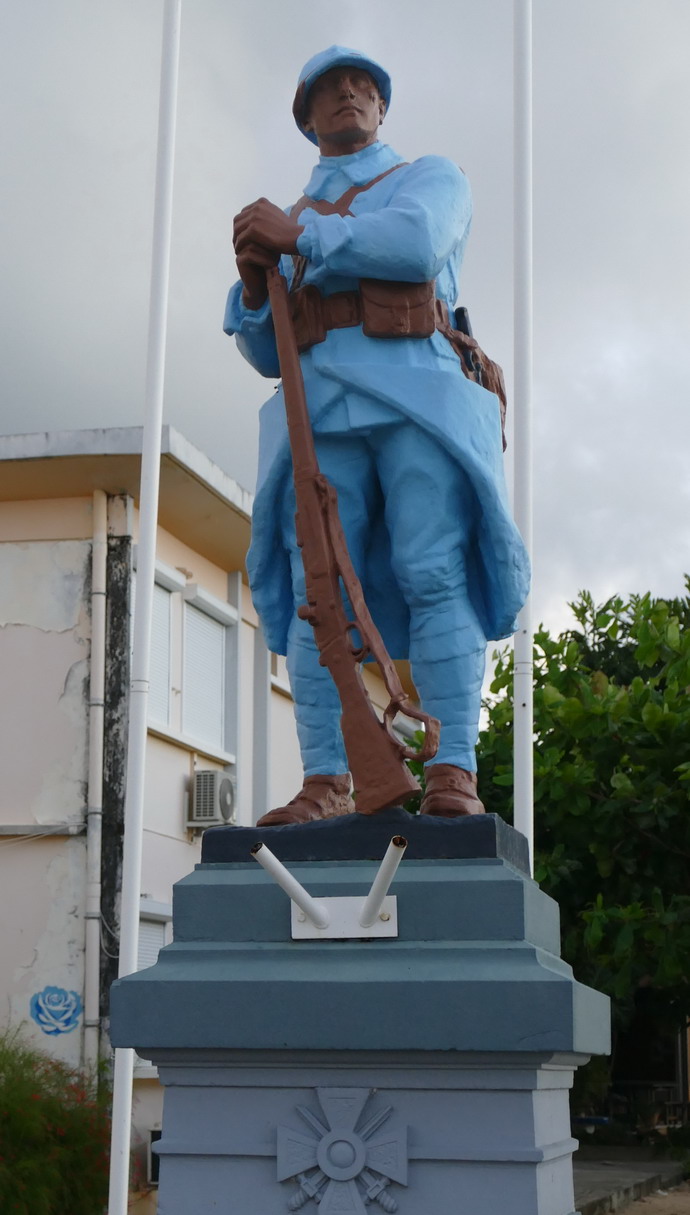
[201,807,529,873]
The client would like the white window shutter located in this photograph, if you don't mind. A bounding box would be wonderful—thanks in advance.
[137,919,167,971]
[183,603,225,749]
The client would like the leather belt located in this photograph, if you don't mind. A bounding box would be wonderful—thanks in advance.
[289,287,466,352]
[288,284,508,450]
[289,286,362,353]
[289,282,440,352]
[316,290,363,330]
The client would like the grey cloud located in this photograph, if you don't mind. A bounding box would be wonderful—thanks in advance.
[1,0,688,629]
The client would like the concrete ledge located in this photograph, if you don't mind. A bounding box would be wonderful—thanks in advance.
[111,858,610,1056]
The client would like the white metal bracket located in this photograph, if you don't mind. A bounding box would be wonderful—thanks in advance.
[291,894,398,940]
[251,835,407,941]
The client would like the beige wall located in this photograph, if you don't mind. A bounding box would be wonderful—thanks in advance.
[149,518,229,604]
[269,685,303,808]
[141,736,206,902]
[0,836,86,1067]
[0,496,93,542]
[0,539,91,828]
[0,521,92,1064]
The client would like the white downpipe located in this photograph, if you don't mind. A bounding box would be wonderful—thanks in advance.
[84,489,107,1074]
[513,0,534,873]
[107,3,182,1212]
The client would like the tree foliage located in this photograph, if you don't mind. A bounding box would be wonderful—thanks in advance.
[477,582,690,1031]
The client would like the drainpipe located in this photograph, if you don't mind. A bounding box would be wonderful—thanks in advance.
[84,489,108,1073]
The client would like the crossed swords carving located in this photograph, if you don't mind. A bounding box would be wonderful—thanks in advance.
[276,1088,408,1214]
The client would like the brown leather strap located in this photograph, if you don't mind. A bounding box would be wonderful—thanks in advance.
[290,162,408,224]
[436,302,508,448]
[290,162,408,292]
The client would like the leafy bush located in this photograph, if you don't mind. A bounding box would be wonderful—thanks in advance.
[478,584,690,1032]
[0,1031,110,1215]
[404,585,690,1110]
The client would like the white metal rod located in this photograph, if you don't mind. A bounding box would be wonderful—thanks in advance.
[513,0,534,874]
[107,4,181,1213]
[84,490,108,1074]
[251,843,331,929]
[359,835,408,928]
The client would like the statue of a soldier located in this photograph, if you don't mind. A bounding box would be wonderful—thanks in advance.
[225,46,529,826]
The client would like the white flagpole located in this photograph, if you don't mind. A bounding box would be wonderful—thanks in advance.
[513,0,534,873]
[107,2,182,1211]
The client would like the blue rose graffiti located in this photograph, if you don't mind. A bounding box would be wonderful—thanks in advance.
[277,1087,408,1213]
[30,986,83,1036]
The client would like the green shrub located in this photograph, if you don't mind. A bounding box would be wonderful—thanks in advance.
[0,1031,110,1215]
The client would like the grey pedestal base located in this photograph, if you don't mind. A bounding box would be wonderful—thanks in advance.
[111,815,610,1214]
[150,1050,585,1215]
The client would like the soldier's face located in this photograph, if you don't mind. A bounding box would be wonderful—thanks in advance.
[303,67,385,154]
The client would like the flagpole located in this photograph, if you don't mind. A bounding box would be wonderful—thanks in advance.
[107,2,182,1211]
[513,0,534,873]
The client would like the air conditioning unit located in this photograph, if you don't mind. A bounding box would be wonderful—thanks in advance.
[188,769,236,828]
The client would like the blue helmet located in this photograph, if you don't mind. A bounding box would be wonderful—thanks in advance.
[292,45,392,145]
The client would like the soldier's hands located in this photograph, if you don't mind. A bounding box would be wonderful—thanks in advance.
[236,234,284,310]
[233,198,304,257]
[236,256,270,311]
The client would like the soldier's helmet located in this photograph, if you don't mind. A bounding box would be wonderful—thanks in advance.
[292,45,392,145]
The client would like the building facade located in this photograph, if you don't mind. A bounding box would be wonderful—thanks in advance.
[0,426,316,1207]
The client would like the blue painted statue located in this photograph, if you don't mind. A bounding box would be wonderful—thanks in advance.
[225,46,530,825]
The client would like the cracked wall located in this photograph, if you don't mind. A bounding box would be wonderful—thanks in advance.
[0,540,91,826]
[0,538,91,1061]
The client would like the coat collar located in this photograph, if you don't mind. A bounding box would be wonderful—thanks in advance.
[303,141,404,202]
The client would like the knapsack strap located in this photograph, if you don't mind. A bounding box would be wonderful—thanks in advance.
[290,162,408,224]
[289,162,408,291]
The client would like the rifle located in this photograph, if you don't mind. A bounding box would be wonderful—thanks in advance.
[265,266,440,814]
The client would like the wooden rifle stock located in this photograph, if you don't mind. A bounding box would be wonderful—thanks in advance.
[265,266,439,814]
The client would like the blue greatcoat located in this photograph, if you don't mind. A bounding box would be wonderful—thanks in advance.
[224,140,530,661]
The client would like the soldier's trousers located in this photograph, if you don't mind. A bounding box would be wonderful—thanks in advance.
[280,424,486,776]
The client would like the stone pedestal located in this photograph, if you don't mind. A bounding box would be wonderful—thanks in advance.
[110,811,610,1215]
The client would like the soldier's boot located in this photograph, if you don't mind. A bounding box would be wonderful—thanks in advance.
[256,774,354,827]
[420,763,485,817]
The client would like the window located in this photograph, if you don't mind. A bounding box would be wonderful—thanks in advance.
[137,918,167,971]
[131,562,183,731]
[148,1130,162,1186]
[182,602,225,750]
[137,898,172,971]
[131,558,239,760]
[135,901,172,1079]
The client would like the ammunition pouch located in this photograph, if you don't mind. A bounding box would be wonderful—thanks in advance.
[359,278,435,339]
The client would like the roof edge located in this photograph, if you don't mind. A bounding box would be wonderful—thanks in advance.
[0,426,253,520]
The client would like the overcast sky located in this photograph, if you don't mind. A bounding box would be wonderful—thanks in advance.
[1,0,688,632]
